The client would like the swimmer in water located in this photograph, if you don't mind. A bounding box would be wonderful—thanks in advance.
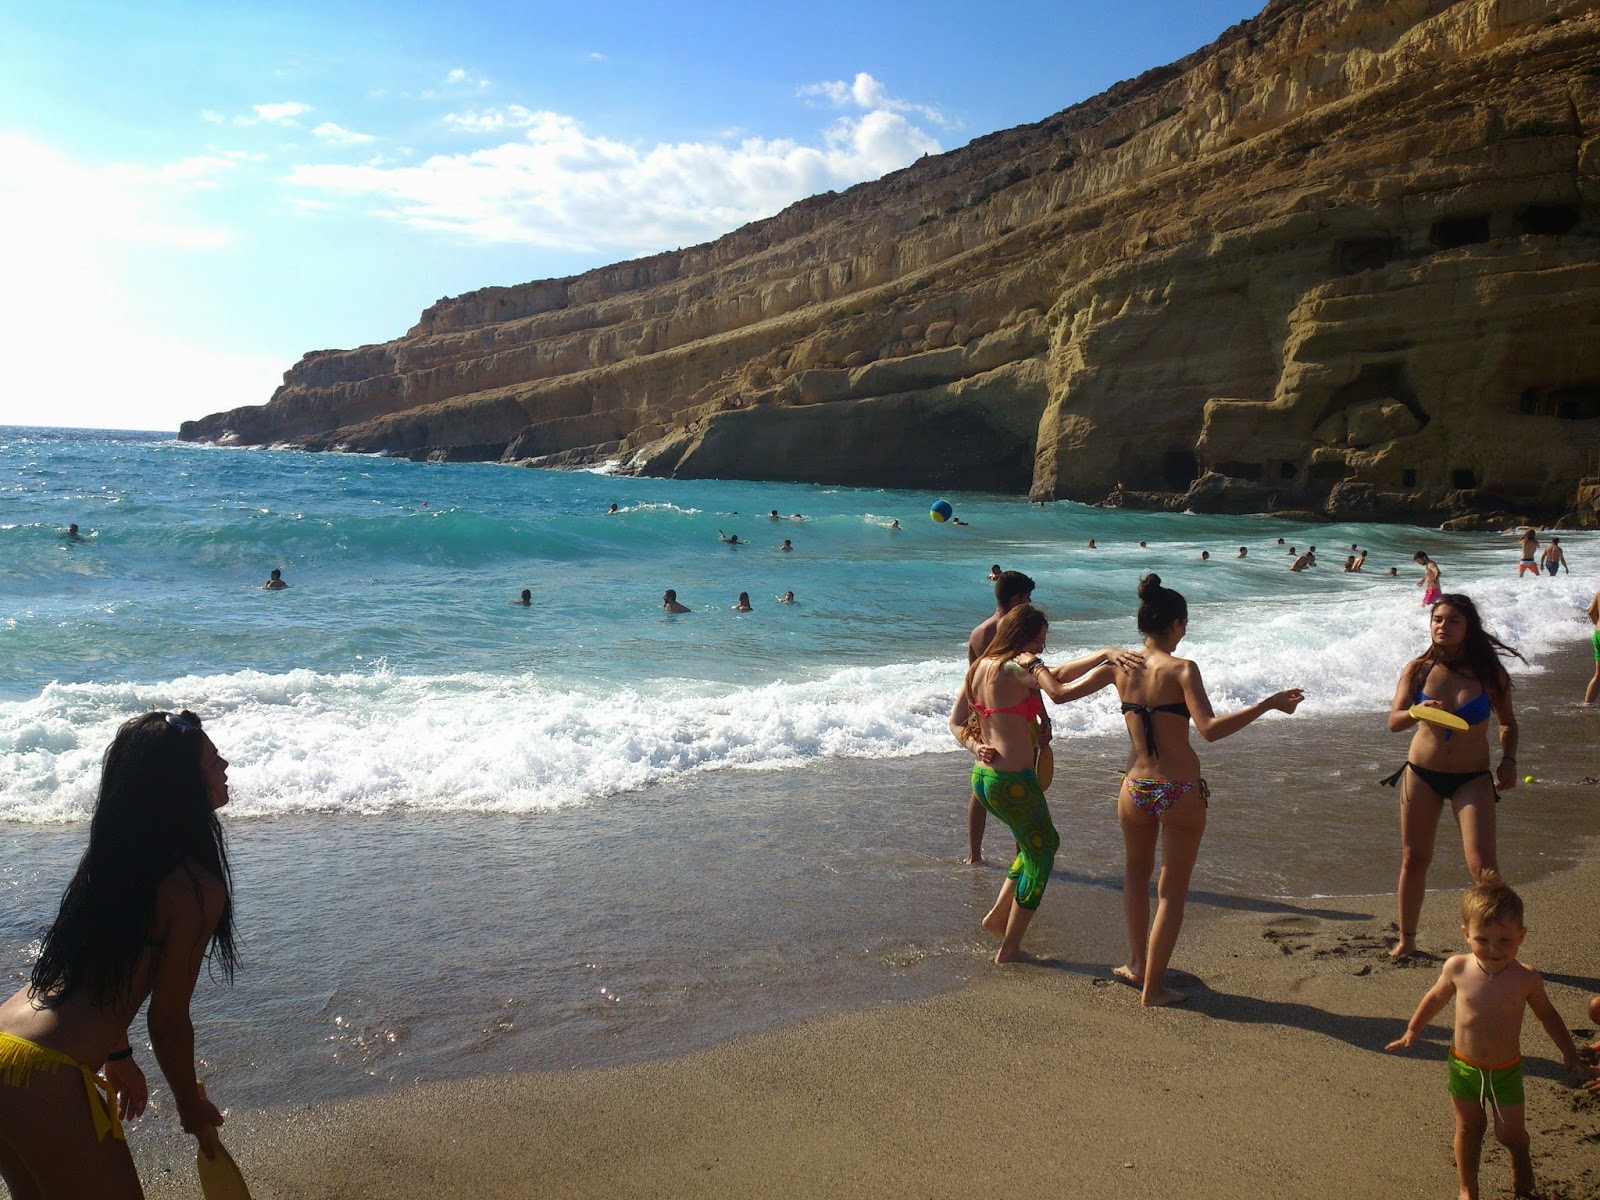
[988,564,1002,581]
[515,589,531,606]
[662,589,690,613]
[779,539,792,552]
[263,568,288,590]
[779,591,796,604]
[951,517,968,526]
[1237,547,1247,558]
[1198,551,1209,562]
[1086,539,1097,549]
[732,592,753,612]
[1343,555,1358,573]
[718,531,741,546]
[1354,550,1367,572]
[608,503,618,514]
[1290,552,1314,573]
[61,523,84,543]
[1389,567,1400,577]
[769,509,781,520]
[889,520,900,530]
[1139,540,1147,549]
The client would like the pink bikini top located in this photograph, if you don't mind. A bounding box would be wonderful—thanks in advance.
[972,691,1045,720]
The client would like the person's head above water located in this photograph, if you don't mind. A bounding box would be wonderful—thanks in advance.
[269,568,281,580]
[1136,573,1188,638]
[519,589,531,604]
[30,710,237,1004]
[1388,567,1399,576]
[781,590,795,603]
[994,569,1035,611]
[1237,546,1247,556]
[1200,550,1210,560]
[770,509,779,518]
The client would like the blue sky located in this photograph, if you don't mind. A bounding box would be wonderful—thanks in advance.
[0,1,1262,431]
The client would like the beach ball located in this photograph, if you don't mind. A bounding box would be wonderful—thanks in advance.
[930,499,953,523]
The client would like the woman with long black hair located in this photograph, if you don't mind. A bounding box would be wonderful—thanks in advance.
[0,710,239,1197]
[1384,594,1522,957]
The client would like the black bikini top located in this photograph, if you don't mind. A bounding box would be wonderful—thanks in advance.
[1120,701,1191,758]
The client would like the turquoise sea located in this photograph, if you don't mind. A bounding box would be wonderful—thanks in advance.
[2,426,1597,1116]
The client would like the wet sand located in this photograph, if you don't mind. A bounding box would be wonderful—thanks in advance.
[126,653,1600,1199]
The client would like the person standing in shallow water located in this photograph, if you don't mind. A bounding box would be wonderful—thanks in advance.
[1382,593,1521,958]
[1587,590,1600,705]
[949,604,1139,965]
[0,710,239,1195]
[1043,575,1303,1005]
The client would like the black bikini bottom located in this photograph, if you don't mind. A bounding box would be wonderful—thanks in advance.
[1380,762,1500,803]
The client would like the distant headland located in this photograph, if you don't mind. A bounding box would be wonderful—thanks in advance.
[182,0,1600,529]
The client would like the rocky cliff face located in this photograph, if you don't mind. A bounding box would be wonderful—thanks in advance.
[182,0,1600,526]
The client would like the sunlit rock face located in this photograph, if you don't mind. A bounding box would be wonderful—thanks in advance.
[182,0,1600,525]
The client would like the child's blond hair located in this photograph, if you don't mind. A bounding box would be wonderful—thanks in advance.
[1460,869,1523,929]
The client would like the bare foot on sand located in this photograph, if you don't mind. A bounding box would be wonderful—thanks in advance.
[1141,986,1189,1007]
[980,910,1008,939]
[962,853,983,865]
[1112,965,1144,987]
[1388,936,1416,959]
[994,947,1033,966]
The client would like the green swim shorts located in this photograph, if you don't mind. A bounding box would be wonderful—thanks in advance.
[1592,628,1600,662]
[971,765,1059,910]
[1447,1048,1524,1108]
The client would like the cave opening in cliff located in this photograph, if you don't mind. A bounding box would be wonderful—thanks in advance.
[1331,237,1399,275]
[1452,468,1478,489]
[1312,362,1429,434]
[1515,204,1579,237]
[1518,385,1600,420]
[1161,450,1198,490]
[1429,214,1491,251]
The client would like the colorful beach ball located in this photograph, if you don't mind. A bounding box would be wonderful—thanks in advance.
[929,499,954,523]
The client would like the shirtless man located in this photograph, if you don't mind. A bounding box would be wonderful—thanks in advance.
[1415,551,1441,605]
[1541,537,1568,575]
[1518,528,1540,578]
[662,589,691,613]
[1290,551,1314,572]
[263,568,288,590]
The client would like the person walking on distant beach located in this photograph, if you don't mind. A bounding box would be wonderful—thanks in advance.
[1386,873,1595,1199]
[0,710,240,1196]
[263,568,288,590]
[1541,537,1568,575]
[1038,575,1302,1005]
[1381,593,1521,958]
[1415,551,1441,606]
[1585,590,1600,705]
[949,605,1138,965]
[1517,528,1540,578]
[662,589,690,613]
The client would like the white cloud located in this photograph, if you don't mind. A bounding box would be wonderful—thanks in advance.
[0,134,280,431]
[444,68,489,88]
[287,99,941,252]
[798,72,954,129]
[249,101,312,125]
[585,52,606,62]
[312,121,375,146]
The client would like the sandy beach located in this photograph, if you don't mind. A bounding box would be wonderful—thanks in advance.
[118,651,1600,1200]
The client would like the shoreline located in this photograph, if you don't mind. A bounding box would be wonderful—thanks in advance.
[121,651,1600,1199]
[136,858,1600,1200]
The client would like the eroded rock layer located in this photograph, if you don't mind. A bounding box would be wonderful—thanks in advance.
[182,0,1600,526]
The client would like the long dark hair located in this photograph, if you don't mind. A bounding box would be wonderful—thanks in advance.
[963,603,1048,706]
[31,711,237,1005]
[1407,594,1524,701]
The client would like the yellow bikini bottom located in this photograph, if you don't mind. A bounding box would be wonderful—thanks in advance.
[0,1031,124,1141]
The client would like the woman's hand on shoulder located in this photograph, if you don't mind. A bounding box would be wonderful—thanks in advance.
[1105,647,1144,673]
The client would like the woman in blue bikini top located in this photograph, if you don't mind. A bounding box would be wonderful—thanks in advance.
[1383,593,1522,959]
[1050,574,1303,1007]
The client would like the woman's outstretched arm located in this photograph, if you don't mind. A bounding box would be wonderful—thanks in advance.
[1181,661,1303,742]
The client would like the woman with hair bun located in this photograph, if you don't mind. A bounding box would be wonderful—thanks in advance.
[0,710,239,1195]
[1051,574,1303,1005]
[1383,593,1522,957]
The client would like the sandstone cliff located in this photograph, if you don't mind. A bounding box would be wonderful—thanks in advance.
[182,0,1600,526]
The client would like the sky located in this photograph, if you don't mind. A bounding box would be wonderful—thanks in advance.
[0,1,1264,432]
